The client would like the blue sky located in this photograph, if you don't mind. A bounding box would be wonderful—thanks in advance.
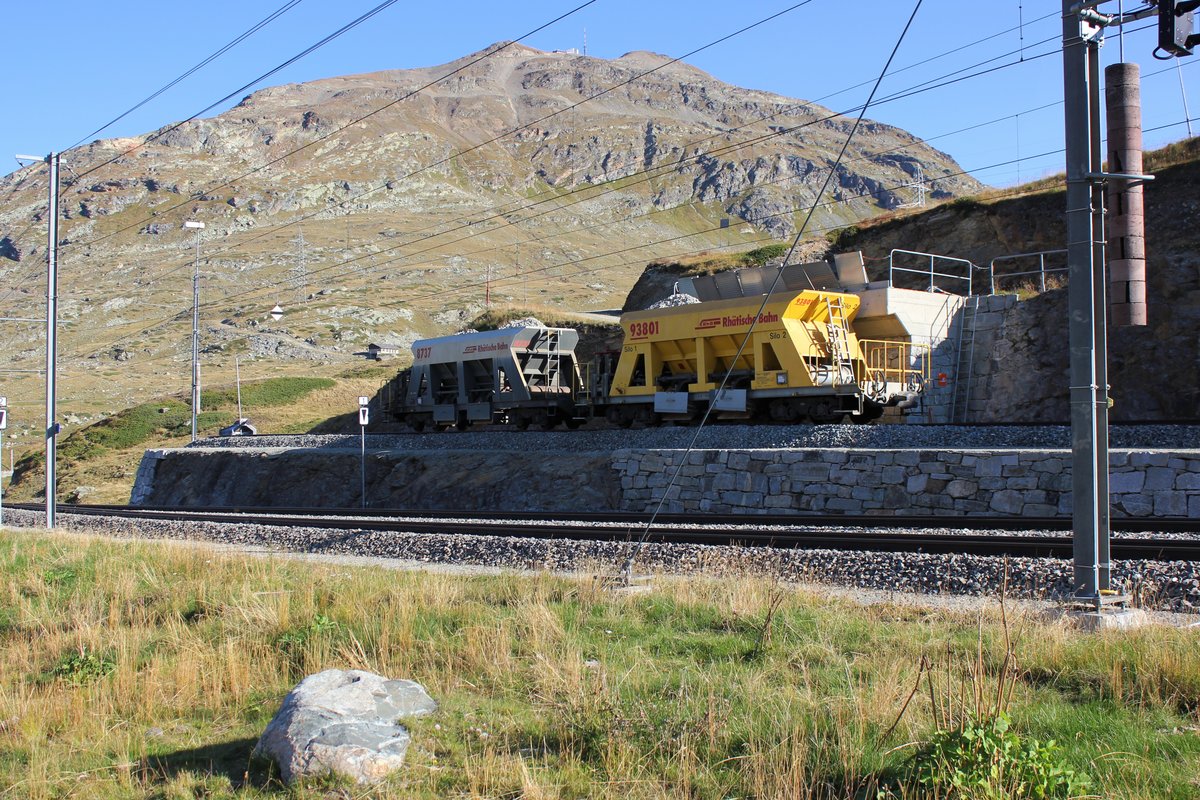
[1,0,1196,189]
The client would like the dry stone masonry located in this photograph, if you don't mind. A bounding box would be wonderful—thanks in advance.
[615,448,1200,517]
[133,435,1199,519]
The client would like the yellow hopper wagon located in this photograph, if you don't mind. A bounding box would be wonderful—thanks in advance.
[596,289,926,426]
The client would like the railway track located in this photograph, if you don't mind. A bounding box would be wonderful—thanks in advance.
[11,503,1200,562]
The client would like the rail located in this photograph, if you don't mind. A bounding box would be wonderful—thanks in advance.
[888,249,977,295]
[8,503,1200,560]
[988,249,1068,295]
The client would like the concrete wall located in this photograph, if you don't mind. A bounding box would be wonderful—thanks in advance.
[134,445,1200,518]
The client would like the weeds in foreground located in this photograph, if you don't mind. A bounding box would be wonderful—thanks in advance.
[0,530,1195,799]
[878,578,1091,800]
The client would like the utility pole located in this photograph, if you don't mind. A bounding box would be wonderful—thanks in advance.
[185,220,205,442]
[16,152,61,529]
[45,153,58,529]
[1060,1,1159,618]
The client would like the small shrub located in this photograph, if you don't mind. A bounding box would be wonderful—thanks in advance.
[50,649,116,685]
[884,713,1088,800]
[827,224,860,250]
[739,243,790,266]
[42,567,78,587]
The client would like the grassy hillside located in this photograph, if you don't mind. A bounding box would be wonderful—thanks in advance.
[6,369,395,505]
[0,528,1196,798]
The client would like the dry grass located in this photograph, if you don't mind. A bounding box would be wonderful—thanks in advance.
[0,529,1196,799]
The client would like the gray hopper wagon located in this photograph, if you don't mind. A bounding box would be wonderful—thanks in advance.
[379,326,586,431]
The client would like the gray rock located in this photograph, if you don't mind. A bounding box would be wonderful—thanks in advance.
[254,669,437,785]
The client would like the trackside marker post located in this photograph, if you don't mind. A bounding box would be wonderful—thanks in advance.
[358,396,369,509]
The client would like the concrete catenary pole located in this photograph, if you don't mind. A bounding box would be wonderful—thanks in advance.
[1105,62,1147,326]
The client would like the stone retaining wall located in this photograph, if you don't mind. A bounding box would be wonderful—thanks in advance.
[134,446,1199,519]
[614,448,1200,517]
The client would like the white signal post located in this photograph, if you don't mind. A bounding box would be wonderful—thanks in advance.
[358,396,369,509]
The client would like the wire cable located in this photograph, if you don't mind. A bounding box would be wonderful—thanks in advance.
[618,0,927,582]
[60,48,1072,362]
[62,0,602,250]
[98,23,1064,291]
[70,0,403,183]
[63,0,306,154]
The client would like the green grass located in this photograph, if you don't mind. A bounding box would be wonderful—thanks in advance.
[45,378,333,467]
[199,377,335,409]
[0,528,1197,799]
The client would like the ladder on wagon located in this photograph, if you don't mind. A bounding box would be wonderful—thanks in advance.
[524,328,562,393]
[824,295,855,384]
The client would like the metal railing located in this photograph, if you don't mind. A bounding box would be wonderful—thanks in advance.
[987,249,1068,294]
[861,339,930,392]
[888,249,976,295]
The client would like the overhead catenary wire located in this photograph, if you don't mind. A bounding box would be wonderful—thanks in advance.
[180,44,1068,310]
[42,6,1071,350]
[28,19,1190,367]
[52,143,1057,370]
[57,47,1081,366]
[106,36,1066,321]
[618,0,927,582]
[187,33,1191,314]
[69,0,405,184]
[62,0,806,259]
[63,0,307,154]
[24,116,1198,377]
[56,101,1197,366]
[82,18,1067,296]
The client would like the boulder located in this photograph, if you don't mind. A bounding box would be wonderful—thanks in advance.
[254,669,437,785]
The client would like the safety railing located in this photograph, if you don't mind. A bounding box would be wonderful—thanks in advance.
[861,339,930,392]
[888,249,976,295]
[987,249,1068,294]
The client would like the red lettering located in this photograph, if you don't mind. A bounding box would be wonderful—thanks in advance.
[629,320,660,339]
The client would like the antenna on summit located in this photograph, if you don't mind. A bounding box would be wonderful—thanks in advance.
[583,28,588,56]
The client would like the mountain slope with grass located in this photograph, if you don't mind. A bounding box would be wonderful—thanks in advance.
[5,369,389,504]
[0,43,980,444]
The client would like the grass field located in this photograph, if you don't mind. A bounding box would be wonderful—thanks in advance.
[5,371,390,505]
[0,528,1196,799]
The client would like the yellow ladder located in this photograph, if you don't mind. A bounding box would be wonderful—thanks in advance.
[824,295,854,381]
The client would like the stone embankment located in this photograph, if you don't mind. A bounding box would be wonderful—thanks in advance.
[616,449,1200,518]
[131,425,1200,519]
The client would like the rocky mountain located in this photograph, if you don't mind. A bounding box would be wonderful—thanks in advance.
[0,42,979,432]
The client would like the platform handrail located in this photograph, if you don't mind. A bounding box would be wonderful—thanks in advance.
[888,249,976,295]
[987,249,1068,295]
